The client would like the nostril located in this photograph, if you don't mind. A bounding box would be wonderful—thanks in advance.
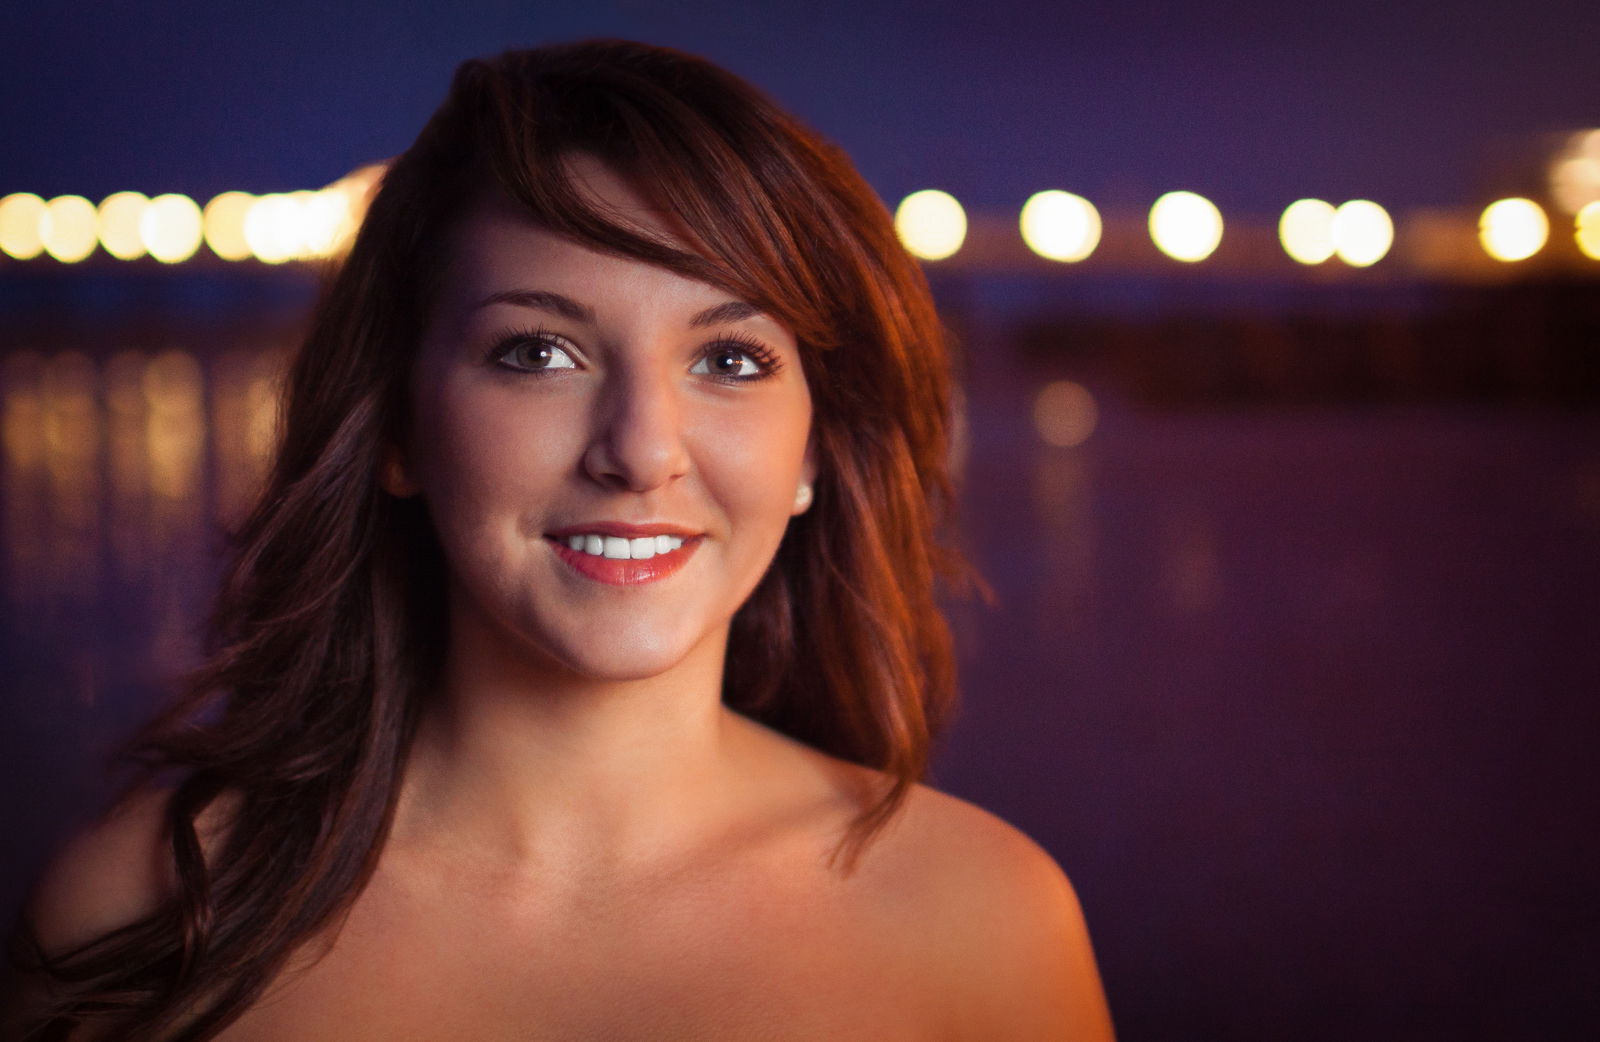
[582,395,691,490]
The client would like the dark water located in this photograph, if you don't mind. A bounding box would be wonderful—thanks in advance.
[3,331,1597,1039]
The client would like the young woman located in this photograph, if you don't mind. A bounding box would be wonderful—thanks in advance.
[7,40,1114,1040]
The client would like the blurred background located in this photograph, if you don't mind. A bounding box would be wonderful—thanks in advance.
[2,1,1597,1038]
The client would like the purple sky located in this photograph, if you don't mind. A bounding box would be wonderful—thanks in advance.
[1,0,1596,218]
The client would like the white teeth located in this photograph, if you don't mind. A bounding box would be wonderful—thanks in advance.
[560,533,688,558]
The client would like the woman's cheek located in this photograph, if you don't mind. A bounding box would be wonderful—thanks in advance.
[705,410,809,524]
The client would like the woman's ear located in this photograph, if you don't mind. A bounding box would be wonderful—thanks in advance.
[792,444,818,516]
[380,445,420,498]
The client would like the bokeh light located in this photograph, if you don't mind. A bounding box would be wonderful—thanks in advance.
[40,195,99,263]
[1575,201,1600,261]
[97,192,150,260]
[140,194,204,263]
[1278,198,1337,265]
[1149,191,1222,262]
[1033,380,1099,448]
[299,188,352,258]
[3,353,46,479]
[40,353,103,588]
[143,351,206,502]
[894,189,967,261]
[1331,200,1393,267]
[1548,128,1600,214]
[0,193,48,260]
[244,193,304,264]
[1020,190,1101,262]
[1550,157,1600,216]
[1478,197,1549,262]
[321,162,385,253]
[203,191,255,261]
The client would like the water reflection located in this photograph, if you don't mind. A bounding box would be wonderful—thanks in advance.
[1160,510,1221,619]
[105,350,151,583]
[212,348,282,525]
[143,351,206,508]
[2,352,104,618]
[1029,448,1097,636]
[1,343,285,681]
[2,352,48,614]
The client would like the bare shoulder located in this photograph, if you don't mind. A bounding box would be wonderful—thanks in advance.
[24,787,175,958]
[866,784,1117,1041]
[24,785,235,957]
[712,715,1113,1037]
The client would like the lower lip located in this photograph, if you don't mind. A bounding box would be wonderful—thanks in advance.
[548,537,701,586]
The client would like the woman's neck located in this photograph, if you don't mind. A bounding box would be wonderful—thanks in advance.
[390,602,759,879]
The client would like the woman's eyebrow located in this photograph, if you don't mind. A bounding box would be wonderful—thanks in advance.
[474,291,765,330]
[474,289,595,323]
[688,300,762,328]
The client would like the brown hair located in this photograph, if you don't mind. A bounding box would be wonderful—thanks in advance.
[12,39,965,1040]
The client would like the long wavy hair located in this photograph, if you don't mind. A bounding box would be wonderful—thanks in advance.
[12,39,965,1040]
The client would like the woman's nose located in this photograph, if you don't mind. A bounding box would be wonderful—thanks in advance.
[582,368,690,492]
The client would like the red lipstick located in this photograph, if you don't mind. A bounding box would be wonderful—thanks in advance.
[545,521,699,540]
[545,524,703,586]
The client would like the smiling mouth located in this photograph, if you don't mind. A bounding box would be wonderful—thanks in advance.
[559,532,686,560]
[544,530,702,586]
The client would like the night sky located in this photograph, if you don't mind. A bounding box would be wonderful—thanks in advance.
[3,0,1596,220]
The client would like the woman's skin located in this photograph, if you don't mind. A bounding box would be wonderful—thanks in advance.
[24,157,1115,1041]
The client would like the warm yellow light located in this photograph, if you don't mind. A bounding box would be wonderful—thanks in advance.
[1033,380,1098,448]
[1550,156,1600,215]
[299,188,351,258]
[244,193,306,264]
[203,191,255,261]
[97,192,150,260]
[894,189,967,261]
[331,162,385,205]
[40,195,99,263]
[1331,200,1393,267]
[320,162,385,254]
[290,190,321,258]
[143,351,206,501]
[0,193,48,260]
[1574,201,1600,261]
[1149,191,1222,262]
[1548,128,1600,214]
[1478,197,1549,262]
[1020,190,1101,262]
[140,194,203,263]
[1278,198,1336,265]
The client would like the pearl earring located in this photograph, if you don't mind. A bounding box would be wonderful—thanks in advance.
[794,482,813,511]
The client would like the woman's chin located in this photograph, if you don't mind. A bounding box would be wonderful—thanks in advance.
[529,620,724,686]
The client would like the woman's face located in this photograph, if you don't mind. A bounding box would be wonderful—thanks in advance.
[393,157,814,684]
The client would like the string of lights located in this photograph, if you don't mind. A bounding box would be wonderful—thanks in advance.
[3,129,1598,274]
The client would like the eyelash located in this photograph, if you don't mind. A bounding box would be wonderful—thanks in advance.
[700,330,783,382]
[484,326,783,382]
[484,325,574,372]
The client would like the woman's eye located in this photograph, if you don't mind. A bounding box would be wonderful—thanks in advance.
[493,335,579,373]
[690,344,770,380]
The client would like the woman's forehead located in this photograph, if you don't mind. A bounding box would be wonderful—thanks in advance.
[439,212,702,310]
[429,200,792,347]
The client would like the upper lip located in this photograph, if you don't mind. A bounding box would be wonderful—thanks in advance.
[545,521,703,539]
